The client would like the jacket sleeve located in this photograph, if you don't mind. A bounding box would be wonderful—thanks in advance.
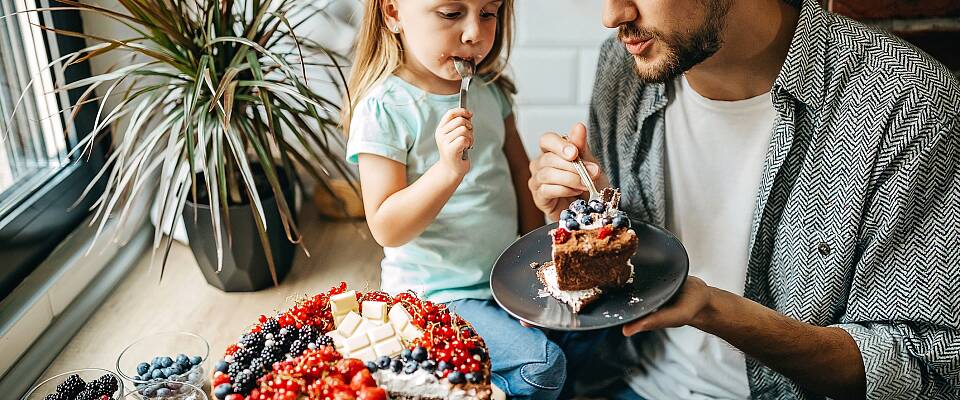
[832,95,960,398]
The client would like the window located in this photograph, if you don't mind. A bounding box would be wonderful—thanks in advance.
[0,0,72,215]
[0,0,107,300]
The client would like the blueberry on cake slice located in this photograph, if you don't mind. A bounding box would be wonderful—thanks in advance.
[537,188,638,312]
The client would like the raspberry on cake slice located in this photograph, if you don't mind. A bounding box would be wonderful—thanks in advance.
[537,188,638,312]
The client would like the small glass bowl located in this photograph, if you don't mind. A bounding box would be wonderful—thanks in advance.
[22,368,125,400]
[122,381,208,400]
[116,331,209,390]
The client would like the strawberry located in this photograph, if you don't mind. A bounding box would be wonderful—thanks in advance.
[337,358,367,379]
[552,228,571,244]
[350,369,376,390]
[597,225,613,240]
[358,387,387,400]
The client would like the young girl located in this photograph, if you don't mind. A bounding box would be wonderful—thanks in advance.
[343,1,595,398]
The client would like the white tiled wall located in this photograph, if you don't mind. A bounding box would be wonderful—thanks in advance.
[510,2,615,158]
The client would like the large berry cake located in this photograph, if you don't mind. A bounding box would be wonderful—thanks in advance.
[211,283,491,400]
[537,188,638,312]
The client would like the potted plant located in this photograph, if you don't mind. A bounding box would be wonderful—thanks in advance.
[22,0,356,291]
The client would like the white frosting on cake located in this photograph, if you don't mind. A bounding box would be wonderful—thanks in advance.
[538,263,601,313]
[373,369,484,400]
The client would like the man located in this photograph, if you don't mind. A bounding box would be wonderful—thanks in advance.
[528,0,959,398]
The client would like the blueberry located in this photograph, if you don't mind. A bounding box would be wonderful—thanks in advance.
[570,199,587,213]
[141,386,157,397]
[170,364,184,375]
[563,218,580,230]
[467,372,483,383]
[420,360,437,372]
[214,360,229,373]
[176,354,189,365]
[190,355,202,366]
[559,209,575,221]
[390,359,403,373]
[156,388,172,397]
[403,360,418,374]
[160,356,174,368]
[448,371,466,384]
[137,362,150,376]
[411,346,428,362]
[589,199,606,213]
[401,349,412,361]
[366,361,379,373]
[151,359,163,369]
[580,214,594,225]
[377,356,391,369]
[213,381,233,396]
[612,213,629,228]
[151,369,165,379]
[437,361,453,372]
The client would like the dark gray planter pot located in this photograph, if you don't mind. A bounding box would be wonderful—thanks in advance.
[182,172,296,292]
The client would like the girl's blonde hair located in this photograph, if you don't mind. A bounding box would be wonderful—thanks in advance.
[342,0,516,135]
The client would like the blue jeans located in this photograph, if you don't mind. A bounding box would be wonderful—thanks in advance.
[447,299,609,400]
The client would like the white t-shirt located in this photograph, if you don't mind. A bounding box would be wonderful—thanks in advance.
[625,76,776,399]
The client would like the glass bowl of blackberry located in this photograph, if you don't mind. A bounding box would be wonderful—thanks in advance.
[115,331,209,392]
[120,381,207,400]
[21,368,124,400]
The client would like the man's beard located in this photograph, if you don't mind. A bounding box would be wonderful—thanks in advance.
[619,0,731,83]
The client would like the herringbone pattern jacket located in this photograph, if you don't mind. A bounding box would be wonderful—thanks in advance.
[587,0,960,398]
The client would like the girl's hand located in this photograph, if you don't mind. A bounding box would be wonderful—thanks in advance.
[435,108,474,177]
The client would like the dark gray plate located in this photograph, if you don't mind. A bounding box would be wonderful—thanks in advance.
[490,222,689,331]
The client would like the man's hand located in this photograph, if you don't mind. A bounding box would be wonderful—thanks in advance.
[528,123,607,220]
[622,276,715,336]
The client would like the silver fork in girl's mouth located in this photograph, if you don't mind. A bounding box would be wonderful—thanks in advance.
[452,58,475,161]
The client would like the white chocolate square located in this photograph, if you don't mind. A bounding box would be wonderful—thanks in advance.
[362,301,388,322]
[400,323,423,341]
[388,304,413,327]
[351,347,377,363]
[373,337,404,358]
[345,332,371,352]
[331,291,359,315]
[367,323,396,343]
[337,311,363,337]
[325,331,346,349]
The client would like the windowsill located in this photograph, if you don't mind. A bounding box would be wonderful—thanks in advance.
[35,203,384,383]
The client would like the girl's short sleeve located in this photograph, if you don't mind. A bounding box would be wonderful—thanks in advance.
[489,82,514,119]
[345,96,412,165]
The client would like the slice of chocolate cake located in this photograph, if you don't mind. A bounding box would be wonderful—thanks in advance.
[536,188,638,312]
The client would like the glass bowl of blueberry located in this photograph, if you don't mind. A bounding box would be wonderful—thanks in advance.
[120,381,207,400]
[115,331,209,396]
[21,368,124,400]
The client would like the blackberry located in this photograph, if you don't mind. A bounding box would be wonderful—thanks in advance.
[43,393,68,400]
[299,325,318,344]
[261,318,280,335]
[239,331,265,353]
[227,361,245,378]
[232,370,256,394]
[94,374,119,395]
[316,334,335,347]
[248,357,268,375]
[277,328,299,350]
[232,346,255,365]
[55,374,86,397]
[74,388,100,400]
[260,344,283,365]
[288,339,307,357]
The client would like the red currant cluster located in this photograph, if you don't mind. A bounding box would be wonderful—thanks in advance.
[248,347,386,400]
[396,298,487,378]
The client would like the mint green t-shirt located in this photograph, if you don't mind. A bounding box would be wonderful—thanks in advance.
[346,75,517,303]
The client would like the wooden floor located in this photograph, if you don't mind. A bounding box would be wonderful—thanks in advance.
[40,204,383,383]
